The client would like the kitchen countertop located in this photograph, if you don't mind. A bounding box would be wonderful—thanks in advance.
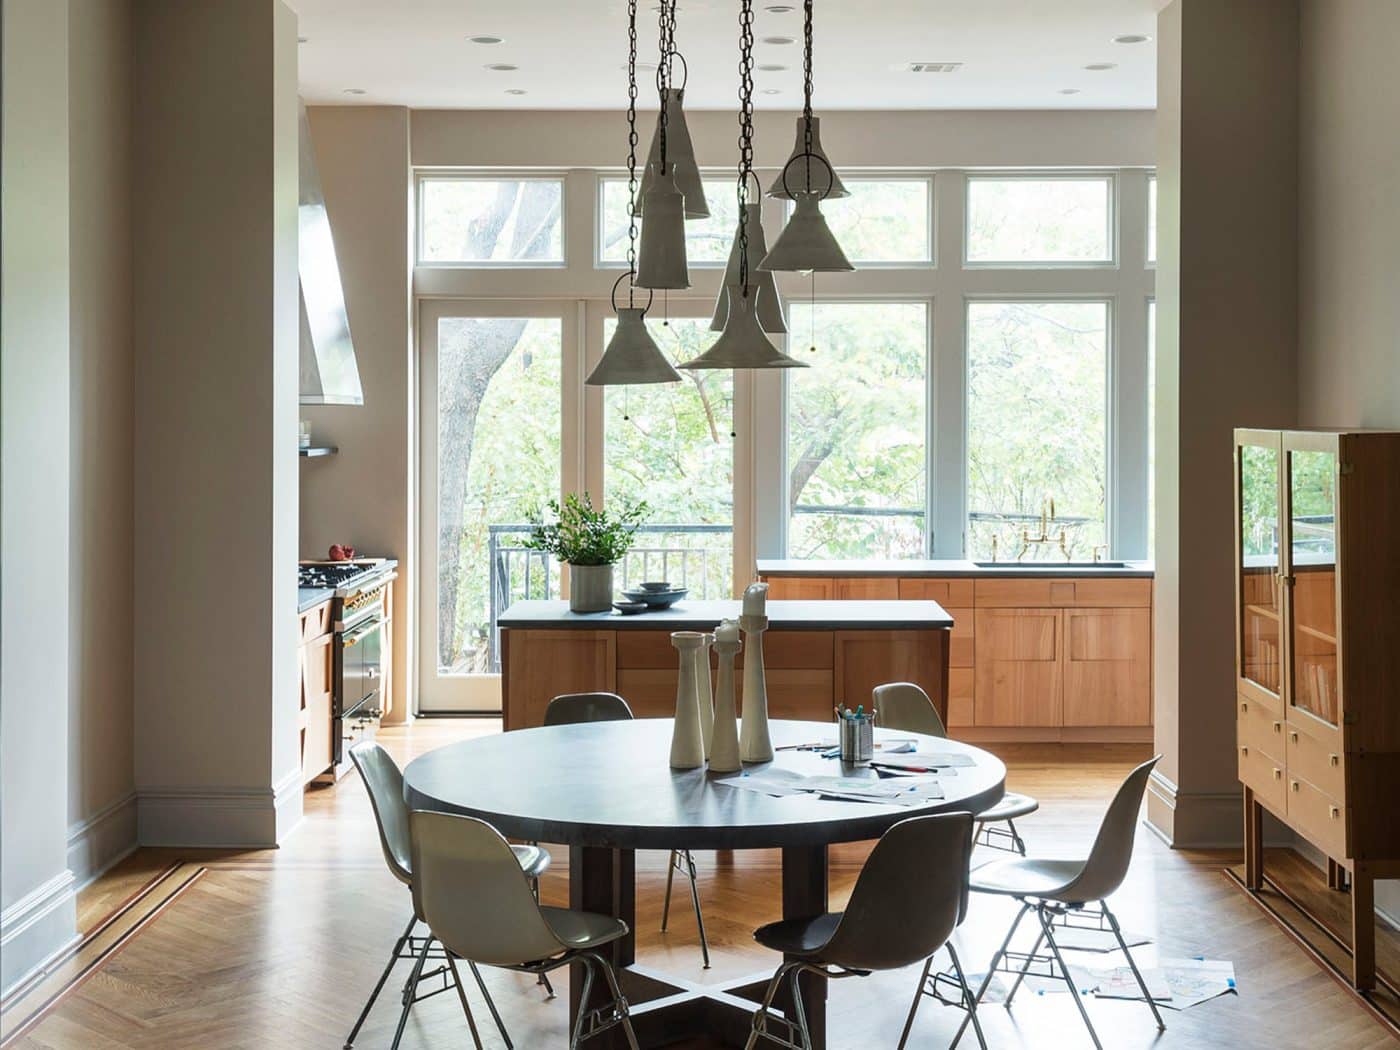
[497,599,954,631]
[298,586,334,613]
[755,558,1154,579]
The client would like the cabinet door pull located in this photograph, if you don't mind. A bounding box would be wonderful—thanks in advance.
[1290,780,1300,793]
[1329,754,1339,767]
[1288,729,1298,743]
[1273,722,1282,734]
[1240,701,1248,713]
[1272,767,1282,780]
[1329,806,1340,820]
[1240,745,1249,756]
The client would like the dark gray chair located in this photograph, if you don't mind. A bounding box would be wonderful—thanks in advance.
[346,741,551,1049]
[543,692,712,968]
[873,682,1039,854]
[744,812,985,1050]
[952,757,1164,1050]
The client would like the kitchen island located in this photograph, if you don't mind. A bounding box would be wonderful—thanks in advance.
[497,599,954,731]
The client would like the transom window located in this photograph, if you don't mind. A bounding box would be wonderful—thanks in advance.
[965,175,1114,265]
[784,178,934,265]
[417,176,565,265]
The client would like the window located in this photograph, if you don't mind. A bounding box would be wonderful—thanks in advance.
[1147,175,1157,263]
[1147,299,1156,553]
[966,176,1113,265]
[786,302,928,559]
[598,177,738,266]
[603,317,734,597]
[786,178,933,264]
[418,177,564,264]
[966,301,1108,561]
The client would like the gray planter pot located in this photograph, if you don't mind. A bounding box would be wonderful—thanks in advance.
[568,563,614,613]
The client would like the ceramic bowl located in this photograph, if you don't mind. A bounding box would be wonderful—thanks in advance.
[622,587,688,608]
[638,581,673,592]
[612,600,648,615]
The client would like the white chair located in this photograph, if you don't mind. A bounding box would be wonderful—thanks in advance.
[346,741,552,1049]
[411,809,641,1050]
[952,756,1165,1050]
[544,691,712,968]
[872,682,1039,854]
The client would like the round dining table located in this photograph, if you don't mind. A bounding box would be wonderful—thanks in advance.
[403,718,1006,1050]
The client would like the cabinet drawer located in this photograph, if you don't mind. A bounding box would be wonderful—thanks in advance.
[1237,695,1286,757]
[1238,738,1287,815]
[898,578,975,606]
[947,668,974,728]
[833,577,899,600]
[975,579,1060,607]
[1070,579,1152,607]
[948,609,974,668]
[1285,724,1344,800]
[974,577,1151,608]
[763,576,833,600]
[617,629,834,670]
[1286,775,1347,859]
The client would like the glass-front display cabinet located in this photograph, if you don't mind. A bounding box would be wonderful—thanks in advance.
[1233,428,1400,992]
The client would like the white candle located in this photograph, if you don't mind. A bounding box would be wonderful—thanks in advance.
[742,582,769,617]
[715,618,740,643]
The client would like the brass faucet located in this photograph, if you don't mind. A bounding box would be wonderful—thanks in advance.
[1017,496,1069,562]
[1092,543,1110,564]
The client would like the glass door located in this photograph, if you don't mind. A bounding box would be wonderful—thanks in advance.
[1236,431,1284,702]
[418,301,574,713]
[1283,432,1341,734]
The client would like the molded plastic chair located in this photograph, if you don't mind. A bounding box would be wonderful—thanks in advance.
[952,756,1165,1050]
[411,810,640,1050]
[543,692,712,968]
[346,742,551,1049]
[873,682,1039,854]
[744,813,986,1050]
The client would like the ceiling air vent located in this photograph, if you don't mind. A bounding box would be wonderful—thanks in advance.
[908,62,962,73]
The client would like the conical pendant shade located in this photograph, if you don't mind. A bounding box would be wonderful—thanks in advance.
[681,284,807,370]
[635,165,690,290]
[637,89,709,219]
[586,308,681,386]
[759,192,854,273]
[710,205,786,333]
[767,116,849,200]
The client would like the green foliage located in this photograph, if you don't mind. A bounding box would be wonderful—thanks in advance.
[524,492,649,566]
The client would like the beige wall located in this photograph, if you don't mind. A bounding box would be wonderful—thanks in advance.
[132,0,302,845]
[1150,0,1300,846]
[67,0,136,887]
[1,0,78,995]
[300,106,414,723]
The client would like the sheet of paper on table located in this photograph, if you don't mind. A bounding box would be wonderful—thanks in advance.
[713,769,945,805]
[871,752,976,771]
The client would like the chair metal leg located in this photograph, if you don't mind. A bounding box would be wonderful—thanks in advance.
[569,955,596,1050]
[683,850,711,969]
[468,960,514,1049]
[896,956,933,1050]
[1001,929,1045,1008]
[593,953,641,1050]
[444,956,486,1050]
[947,943,988,1050]
[786,966,813,1050]
[1101,900,1166,1031]
[952,901,1030,1048]
[661,850,678,931]
[1037,906,1103,1050]
[530,875,555,997]
[1007,819,1027,856]
[745,963,791,1050]
[390,935,433,1050]
[345,914,416,1048]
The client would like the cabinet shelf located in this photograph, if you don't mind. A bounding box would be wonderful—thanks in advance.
[1295,623,1337,645]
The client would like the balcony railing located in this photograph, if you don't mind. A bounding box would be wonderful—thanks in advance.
[486,522,732,672]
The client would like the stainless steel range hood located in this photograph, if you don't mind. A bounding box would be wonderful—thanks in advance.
[298,99,363,405]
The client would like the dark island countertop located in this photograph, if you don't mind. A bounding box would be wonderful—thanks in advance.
[756,558,1154,579]
[298,586,334,613]
[497,598,954,631]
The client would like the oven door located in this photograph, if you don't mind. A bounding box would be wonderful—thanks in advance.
[340,615,384,719]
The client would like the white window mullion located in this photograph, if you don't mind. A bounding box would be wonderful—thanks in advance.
[933,171,969,557]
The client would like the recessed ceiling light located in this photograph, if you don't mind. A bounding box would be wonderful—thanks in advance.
[505,89,527,95]
[757,63,787,72]
[1058,88,1081,95]
[469,35,504,45]
[1113,33,1151,44]
[765,4,796,11]
[761,88,781,95]
[620,62,658,72]
[297,36,309,44]
[343,88,367,96]
[1084,62,1117,71]
[762,36,795,45]
[485,63,519,72]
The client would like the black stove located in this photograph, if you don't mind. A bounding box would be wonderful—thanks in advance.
[299,561,382,591]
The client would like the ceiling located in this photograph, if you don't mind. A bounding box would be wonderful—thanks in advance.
[292,1,1161,111]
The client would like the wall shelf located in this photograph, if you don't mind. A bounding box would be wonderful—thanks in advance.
[298,446,338,458]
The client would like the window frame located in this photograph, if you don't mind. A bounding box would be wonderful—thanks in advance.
[780,173,937,268]
[415,170,569,269]
[962,171,1118,270]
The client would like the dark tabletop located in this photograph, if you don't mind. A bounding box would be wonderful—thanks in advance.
[497,599,954,631]
[402,719,1005,851]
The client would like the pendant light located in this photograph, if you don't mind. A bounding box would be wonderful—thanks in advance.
[586,0,680,387]
[710,197,786,334]
[635,0,691,290]
[682,0,805,372]
[637,57,709,219]
[767,115,848,200]
[760,0,854,274]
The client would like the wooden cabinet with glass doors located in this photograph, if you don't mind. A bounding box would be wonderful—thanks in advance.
[1234,428,1400,990]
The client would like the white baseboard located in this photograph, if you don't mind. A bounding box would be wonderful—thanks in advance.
[137,768,304,848]
[1144,769,1294,848]
[66,792,138,888]
[0,871,78,999]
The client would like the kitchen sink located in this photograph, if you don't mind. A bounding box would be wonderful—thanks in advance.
[974,560,1129,569]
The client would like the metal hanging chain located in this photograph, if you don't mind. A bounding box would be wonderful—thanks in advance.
[625,0,640,306]
[802,0,814,191]
[736,0,756,297]
[657,0,677,173]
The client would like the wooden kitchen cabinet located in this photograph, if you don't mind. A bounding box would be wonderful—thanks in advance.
[502,629,616,730]
[298,600,334,785]
[1062,607,1152,726]
[833,576,898,600]
[973,608,1062,726]
[763,576,833,600]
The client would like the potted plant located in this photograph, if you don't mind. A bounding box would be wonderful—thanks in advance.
[525,493,648,613]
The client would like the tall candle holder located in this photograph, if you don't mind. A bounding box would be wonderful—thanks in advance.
[709,622,742,773]
[738,614,773,762]
[696,632,715,759]
[669,631,706,770]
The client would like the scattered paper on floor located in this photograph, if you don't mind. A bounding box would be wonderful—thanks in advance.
[1087,958,1236,1010]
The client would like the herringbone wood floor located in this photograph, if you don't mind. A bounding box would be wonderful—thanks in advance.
[11,722,1397,1049]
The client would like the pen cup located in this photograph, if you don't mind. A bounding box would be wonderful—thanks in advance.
[839,714,874,766]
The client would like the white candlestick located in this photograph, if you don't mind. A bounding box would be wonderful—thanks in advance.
[709,626,742,773]
[738,613,773,763]
[742,581,769,618]
[670,632,706,770]
[696,633,715,760]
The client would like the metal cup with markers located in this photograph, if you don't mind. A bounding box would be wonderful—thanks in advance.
[837,706,875,766]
